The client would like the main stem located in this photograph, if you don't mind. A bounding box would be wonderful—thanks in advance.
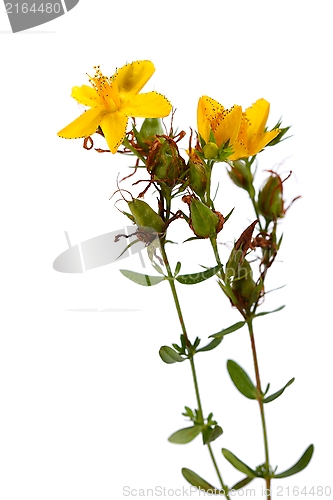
[159,239,230,499]
[247,318,271,497]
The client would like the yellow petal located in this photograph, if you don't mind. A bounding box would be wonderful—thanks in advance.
[100,112,128,154]
[248,129,280,156]
[120,92,172,118]
[245,98,270,139]
[229,140,250,161]
[71,85,104,107]
[214,105,242,148]
[197,96,224,143]
[115,60,155,102]
[57,106,107,139]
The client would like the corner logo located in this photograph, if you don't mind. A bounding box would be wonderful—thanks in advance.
[4,0,79,33]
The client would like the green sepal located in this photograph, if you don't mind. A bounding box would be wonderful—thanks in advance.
[159,346,186,364]
[120,269,165,286]
[263,377,295,404]
[222,448,259,478]
[274,445,314,478]
[224,207,235,223]
[122,210,136,224]
[203,425,223,445]
[266,119,292,147]
[254,305,285,317]
[175,264,221,285]
[196,337,222,353]
[182,468,217,492]
[227,360,257,400]
[231,476,255,490]
[168,425,202,444]
[209,321,246,339]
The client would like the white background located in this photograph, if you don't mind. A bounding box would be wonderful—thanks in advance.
[1,1,332,498]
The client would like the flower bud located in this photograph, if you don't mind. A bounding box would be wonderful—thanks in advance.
[258,173,284,222]
[147,137,186,186]
[127,199,165,234]
[203,142,219,159]
[189,155,207,198]
[183,197,219,238]
[228,160,254,193]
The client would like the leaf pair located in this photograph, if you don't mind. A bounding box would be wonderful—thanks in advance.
[120,264,221,287]
[227,359,295,404]
[222,445,314,480]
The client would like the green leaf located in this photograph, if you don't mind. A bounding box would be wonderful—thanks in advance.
[227,360,257,399]
[204,425,223,445]
[175,264,221,285]
[222,449,259,478]
[120,269,165,286]
[274,445,314,478]
[159,346,186,364]
[182,468,217,492]
[174,261,181,276]
[263,378,295,404]
[209,321,246,339]
[254,305,285,317]
[168,425,202,444]
[196,337,222,353]
[231,476,255,490]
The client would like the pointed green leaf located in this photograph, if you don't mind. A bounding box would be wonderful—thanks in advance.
[231,476,255,490]
[222,449,259,478]
[204,425,223,445]
[254,305,285,317]
[209,321,246,339]
[168,425,202,444]
[263,378,295,404]
[196,337,222,353]
[182,468,217,492]
[120,269,165,286]
[175,264,221,285]
[159,346,185,364]
[227,360,257,399]
[274,445,314,478]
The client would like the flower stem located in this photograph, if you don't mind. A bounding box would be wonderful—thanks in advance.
[247,318,271,498]
[159,239,230,498]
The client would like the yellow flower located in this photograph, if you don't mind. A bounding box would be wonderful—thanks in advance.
[57,60,172,154]
[231,99,280,160]
[197,96,248,160]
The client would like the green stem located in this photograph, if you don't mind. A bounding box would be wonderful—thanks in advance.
[247,318,271,498]
[159,239,230,498]
[205,160,214,208]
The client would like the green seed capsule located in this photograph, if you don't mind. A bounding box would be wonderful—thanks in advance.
[147,137,185,186]
[189,199,219,238]
[231,259,260,310]
[127,199,165,233]
[189,157,207,198]
[258,174,284,222]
